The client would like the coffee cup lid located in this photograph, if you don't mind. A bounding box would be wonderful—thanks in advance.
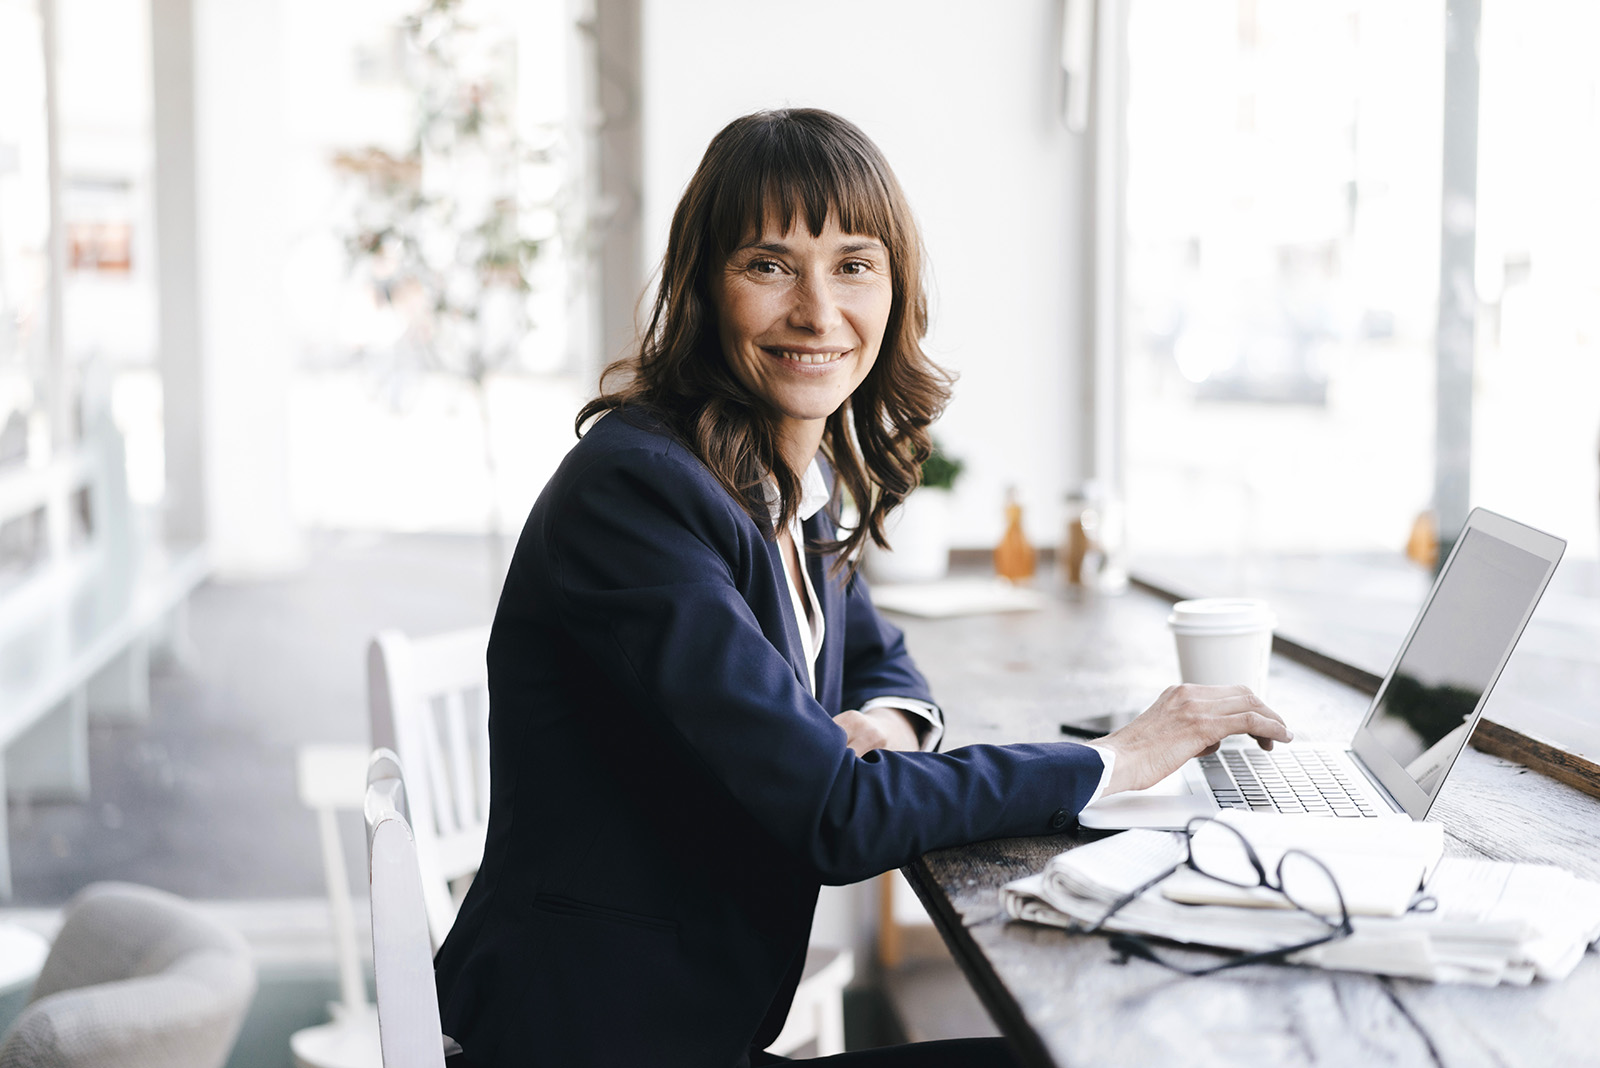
[1167,598,1275,634]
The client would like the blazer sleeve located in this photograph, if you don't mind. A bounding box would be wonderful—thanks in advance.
[544,442,1104,885]
[830,537,945,747]
[837,566,935,714]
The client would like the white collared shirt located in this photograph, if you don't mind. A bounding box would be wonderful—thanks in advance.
[765,460,1114,801]
[767,460,943,751]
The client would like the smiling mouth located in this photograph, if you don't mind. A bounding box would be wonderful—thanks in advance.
[765,348,848,365]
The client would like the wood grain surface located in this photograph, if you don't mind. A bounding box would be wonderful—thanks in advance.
[887,583,1600,1068]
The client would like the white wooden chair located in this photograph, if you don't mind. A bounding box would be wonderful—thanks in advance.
[367,625,852,1056]
[290,744,381,1068]
[364,749,448,1068]
[289,628,492,1068]
[764,944,853,1057]
[366,627,492,948]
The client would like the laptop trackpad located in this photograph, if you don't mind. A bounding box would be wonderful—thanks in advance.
[1076,766,1217,831]
[1130,768,1192,796]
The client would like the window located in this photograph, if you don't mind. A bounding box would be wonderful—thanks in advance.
[281,0,587,536]
[1120,0,1600,765]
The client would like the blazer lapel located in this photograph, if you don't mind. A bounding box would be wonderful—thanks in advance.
[760,533,813,693]
[802,512,844,705]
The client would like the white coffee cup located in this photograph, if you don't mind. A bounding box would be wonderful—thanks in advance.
[1167,598,1276,698]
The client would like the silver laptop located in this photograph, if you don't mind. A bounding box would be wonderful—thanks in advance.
[1079,508,1566,831]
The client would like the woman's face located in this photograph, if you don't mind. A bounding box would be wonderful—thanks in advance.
[711,213,892,457]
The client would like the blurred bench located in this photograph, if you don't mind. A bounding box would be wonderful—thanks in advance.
[0,407,208,898]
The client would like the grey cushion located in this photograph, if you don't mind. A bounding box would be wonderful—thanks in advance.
[0,883,255,1068]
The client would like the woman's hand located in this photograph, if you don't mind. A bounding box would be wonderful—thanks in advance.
[833,707,921,757]
[1096,684,1292,795]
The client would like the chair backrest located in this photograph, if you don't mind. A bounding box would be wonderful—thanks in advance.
[0,882,255,1068]
[365,749,448,1068]
[368,626,491,946]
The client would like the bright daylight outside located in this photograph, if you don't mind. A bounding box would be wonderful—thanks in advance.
[1121,0,1600,760]
[1,0,1599,1061]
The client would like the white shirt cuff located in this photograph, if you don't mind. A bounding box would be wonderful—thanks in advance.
[1082,744,1116,807]
[860,697,944,752]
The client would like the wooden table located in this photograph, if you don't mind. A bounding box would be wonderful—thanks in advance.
[888,582,1600,1067]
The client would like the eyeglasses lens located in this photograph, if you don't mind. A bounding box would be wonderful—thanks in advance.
[1277,851,1346,926]
[1187,821,1263,889]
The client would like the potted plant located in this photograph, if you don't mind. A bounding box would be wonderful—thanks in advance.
[866,439,965,584]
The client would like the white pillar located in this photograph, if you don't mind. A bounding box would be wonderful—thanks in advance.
[1434,0,1480,554]
[190,0,303,575]
[150,0,206,542]
[593,0,644,376]
[1089,0,1128,500]
[40,0,70,454]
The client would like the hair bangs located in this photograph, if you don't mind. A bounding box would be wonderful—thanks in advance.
[706,116,900,260]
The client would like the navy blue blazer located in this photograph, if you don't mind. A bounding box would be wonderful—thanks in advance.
[433,410,1105,1067]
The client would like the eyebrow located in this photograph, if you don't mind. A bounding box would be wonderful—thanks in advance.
[738,238,886,255]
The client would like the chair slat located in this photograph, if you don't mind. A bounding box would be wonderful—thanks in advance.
[420,698,458,837]
[401,626,491,699]
[435,829,487,875]
[471,685,491,823]
[441,690,475,833]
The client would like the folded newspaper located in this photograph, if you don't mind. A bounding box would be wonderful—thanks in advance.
[1002,811,1600,985]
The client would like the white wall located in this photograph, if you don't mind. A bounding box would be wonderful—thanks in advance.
[639,0,1093,551]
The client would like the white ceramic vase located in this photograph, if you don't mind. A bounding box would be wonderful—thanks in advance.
[866,488,953,584]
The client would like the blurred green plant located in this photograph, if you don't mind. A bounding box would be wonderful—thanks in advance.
[335,0,553,389]
[921,439,965,491]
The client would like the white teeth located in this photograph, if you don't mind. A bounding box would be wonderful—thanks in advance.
[774,350,845,365]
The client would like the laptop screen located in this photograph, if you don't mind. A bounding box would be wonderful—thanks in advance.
[1362,526,1554,797]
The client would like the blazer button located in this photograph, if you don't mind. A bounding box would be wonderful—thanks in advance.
[1047,808,1072,832]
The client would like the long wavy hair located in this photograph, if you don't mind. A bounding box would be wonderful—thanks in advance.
[576,108,952,566]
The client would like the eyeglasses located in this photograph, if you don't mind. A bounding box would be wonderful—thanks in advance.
[1085,816,1355,976]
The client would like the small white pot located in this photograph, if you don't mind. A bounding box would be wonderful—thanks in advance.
[866,488,953,584]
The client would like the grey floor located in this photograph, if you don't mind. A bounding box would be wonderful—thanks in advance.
[7,530,504,905]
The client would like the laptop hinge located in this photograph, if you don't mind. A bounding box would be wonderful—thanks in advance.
[1350,751,1408,815]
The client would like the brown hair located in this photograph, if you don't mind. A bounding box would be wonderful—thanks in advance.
[576,108,952,567]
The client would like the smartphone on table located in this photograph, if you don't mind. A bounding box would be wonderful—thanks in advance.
[1058,710,1139,740]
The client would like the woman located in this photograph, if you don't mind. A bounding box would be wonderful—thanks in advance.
[433,108,1289,1067]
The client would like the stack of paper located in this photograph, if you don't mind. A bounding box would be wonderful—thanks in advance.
[1002,811,1600,985]
[868,579,1047,618]
[1163,812,1444,917]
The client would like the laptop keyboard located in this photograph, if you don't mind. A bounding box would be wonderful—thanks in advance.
[1200,748,1381,818]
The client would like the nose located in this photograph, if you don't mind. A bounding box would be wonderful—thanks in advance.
[787,272,843,335]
